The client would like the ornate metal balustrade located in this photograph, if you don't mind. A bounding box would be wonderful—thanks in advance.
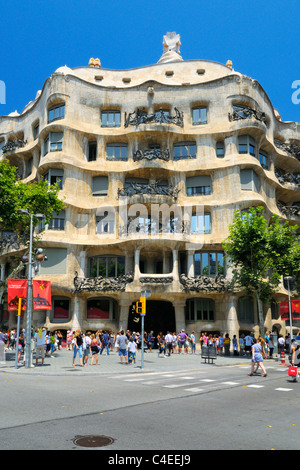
[125,107,184,128]
[133,148,170,162]
[180,274,231,292]
[277,201,300,218]
[2,139,27,153]
[140,276,173,284]
[118,181,180,201]
[74,271,134,293]
[275,168,300,188]
[0,232,27,254]
[228,105,268,127]
[274,140,300,162]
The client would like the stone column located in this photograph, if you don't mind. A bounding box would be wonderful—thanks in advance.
[134,248,140,281]
[118,299,132,331]
[71,295,82,331]
[173,300,186,332]
[187,250,195,277]
[172,249,179,281]
[224,295,239,343]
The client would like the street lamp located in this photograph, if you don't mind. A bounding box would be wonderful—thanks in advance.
[284,276,294,352]
[17,209,44,368]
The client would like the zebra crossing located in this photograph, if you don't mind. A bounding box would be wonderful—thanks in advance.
[114,365,297,394]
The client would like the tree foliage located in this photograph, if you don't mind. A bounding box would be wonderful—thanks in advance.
[223,206,300,332]
[0,158,64,234]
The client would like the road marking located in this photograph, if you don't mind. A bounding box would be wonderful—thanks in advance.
[221,381,239,385]
[184,388,204,393]
[275,387,293,392]
[200,379,216,382]
[247,385,264,388]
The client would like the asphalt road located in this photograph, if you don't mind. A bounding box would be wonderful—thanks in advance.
[1,358,299,452]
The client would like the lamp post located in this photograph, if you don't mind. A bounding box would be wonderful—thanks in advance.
[17,209,44,368]
[284,276,294,353]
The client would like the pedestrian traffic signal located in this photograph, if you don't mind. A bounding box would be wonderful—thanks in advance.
[136,296,146,314]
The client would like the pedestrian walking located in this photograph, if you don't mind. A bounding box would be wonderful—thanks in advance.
[83,332,91,365]
[190,331,196,354]
[66,330,73,350]
[232,335,239,356]
[239,335,245,356]
[34,327,47,366]
[268,336,274,358]
[248,338,267,377]
[100,330,110,355]
[128,336,137,364]
[172,332,178,354]
[0,329,6,364]
[72,330,83,367]
[90,334,100,365]
[148,330,155,352]
[117,329,128,364]
[290,339,300,382]
[278,335,285,354]
[165,331,173,356]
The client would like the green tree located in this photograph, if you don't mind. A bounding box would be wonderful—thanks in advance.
[223,206,300,334]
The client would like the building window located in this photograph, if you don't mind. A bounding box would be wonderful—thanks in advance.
[26,157,33,177]
[88,256,125,278]
[43,132,63,156]
[51,296,70,322]
[240,169,260,192]
[39,248,67,275]
[216,141,225,158]
[47,210,65,230]
[174,142,196,160]
[44,168,64,189]
[194,251,225,276]
[192,107,207,125]
[87,298,117,320]
[238,297,254,322]
[88,141,97,161]
[186,175,211,196]
[238,135,256,157]
[191,213,211,234]
[185,298,215,321]
[92,176,108,196]
[106,143,128,161]
[101,110,121,128]
[48,103,65,123]
[259,149,269,170]
[96,210,115,234]
[33,121,39,140]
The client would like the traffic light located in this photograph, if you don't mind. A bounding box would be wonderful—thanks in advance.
[135,296,146,314]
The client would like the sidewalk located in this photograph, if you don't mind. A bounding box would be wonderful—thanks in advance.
[0,347,285,376]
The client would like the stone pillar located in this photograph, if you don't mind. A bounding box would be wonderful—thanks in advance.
[71,295,82,331]
[118,299,132,331]
[134,248,140,281]
[187,250,195,277]
[224,295,239,343]
[173,300,186,332]
[172,249,179,281]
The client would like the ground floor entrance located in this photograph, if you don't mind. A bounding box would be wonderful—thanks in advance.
[127,300,176,338]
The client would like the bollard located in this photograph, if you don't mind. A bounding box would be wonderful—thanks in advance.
[280,351,286,365]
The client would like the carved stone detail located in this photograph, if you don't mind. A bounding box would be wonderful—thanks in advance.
[180,274,231,292]
[74,271,134,292]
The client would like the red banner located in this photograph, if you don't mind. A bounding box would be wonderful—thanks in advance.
[33,280,52,310]
[280,300,300,321]
[7,279,27,311]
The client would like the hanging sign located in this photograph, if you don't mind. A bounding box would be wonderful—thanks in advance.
[280,300,300,321]
[33,280,52,310]
[7,279,27,311]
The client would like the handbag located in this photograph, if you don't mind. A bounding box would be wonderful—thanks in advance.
[288,366,298,377]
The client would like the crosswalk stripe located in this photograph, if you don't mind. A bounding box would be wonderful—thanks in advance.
[184,388,204,392]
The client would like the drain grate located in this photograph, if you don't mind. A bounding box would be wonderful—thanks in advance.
[73,435,114,448]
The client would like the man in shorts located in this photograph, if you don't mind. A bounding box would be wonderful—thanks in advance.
[34,327,47,366]
[117,330,128,364]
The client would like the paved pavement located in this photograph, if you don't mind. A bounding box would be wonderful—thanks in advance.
[0,346,285,376]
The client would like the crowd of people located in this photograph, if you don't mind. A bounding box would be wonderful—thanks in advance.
[1,326,300,376]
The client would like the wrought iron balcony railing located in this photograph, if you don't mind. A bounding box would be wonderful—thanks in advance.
[124,107,184,128]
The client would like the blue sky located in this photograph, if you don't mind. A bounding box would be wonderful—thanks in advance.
[1,0,300,123]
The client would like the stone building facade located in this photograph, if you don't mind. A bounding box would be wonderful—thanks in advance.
[1,33,299,338]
